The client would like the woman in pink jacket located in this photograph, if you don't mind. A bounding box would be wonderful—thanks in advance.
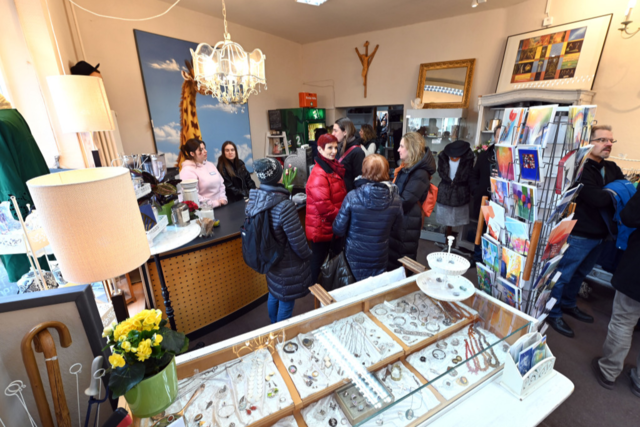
[179,139,228,207]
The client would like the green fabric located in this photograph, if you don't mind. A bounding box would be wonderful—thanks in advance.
[0,109,51,282]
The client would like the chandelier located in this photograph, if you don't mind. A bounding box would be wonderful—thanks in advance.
[191,0,266,105]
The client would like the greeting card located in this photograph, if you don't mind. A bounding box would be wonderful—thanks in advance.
[481,235,500,273]
[574,145,594,182]
[522,105,558,148]
[510,182,537,222]
[476,263,495,295]
[496,144,516,180]
[501,246,525,288]
[505,217,530,256]
[582,106,598,148]
[489,201,506,243]
[567,106,585,150]
[490,177,510,208]
[518,145,542,182]
[500,108,527,145]
[547,184,582,224]
[542,218,578,261]
[497,277,521,310]
[555,150,577,195]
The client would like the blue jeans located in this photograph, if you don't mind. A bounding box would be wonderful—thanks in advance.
[267,293,295,324]
[549,235,603,319]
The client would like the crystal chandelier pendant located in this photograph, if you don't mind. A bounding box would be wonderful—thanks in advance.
[191,0,266,106]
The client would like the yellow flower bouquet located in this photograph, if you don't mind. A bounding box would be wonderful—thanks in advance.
[103,309,189,397]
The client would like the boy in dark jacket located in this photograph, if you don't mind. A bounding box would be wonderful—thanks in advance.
[247,158,312,323]
[547,125,625,338]
[592,188,640,398]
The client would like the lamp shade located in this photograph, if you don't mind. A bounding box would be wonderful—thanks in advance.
[27,167,150,284]
[47,75,115,133]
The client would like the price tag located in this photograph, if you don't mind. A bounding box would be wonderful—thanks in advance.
[182,210,190,223]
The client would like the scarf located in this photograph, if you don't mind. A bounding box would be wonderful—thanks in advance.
[317,154,345,178]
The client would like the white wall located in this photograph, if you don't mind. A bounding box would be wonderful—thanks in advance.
[67,0,303,162]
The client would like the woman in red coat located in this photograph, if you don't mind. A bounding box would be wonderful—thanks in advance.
[306,134,348,282]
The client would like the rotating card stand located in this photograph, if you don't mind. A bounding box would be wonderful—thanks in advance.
[417,236,475,302]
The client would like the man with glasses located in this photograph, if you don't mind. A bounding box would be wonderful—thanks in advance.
[546,125,624,338]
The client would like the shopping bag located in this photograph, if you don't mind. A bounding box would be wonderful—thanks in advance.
[319,250,355,292]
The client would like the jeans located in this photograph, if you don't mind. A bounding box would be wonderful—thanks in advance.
[549,235,603,319]
[599,291,640,386]
[267,293,295,324]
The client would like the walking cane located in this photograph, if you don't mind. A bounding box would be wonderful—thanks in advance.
[21,321,73,427]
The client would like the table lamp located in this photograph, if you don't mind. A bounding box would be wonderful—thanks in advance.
[47,75,115,167]
[26,168,150,298]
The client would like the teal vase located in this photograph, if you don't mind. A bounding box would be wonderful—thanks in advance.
[124,357,178,418]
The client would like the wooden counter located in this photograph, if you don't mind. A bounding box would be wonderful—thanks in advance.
[141,199,305,339]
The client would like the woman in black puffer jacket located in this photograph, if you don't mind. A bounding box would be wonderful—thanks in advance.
[436,140,474,236]
[333,117,365,192]
[217,141,256,203]
[246,159,312,323]
[333,155,403,282]
[388,132,436,270]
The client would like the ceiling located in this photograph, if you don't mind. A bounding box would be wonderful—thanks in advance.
[160,0,530,44]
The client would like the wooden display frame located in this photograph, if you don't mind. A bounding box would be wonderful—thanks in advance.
[129,273,533,427]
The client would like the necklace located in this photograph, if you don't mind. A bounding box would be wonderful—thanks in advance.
[467,328,490,372]
[464,339,480,374]
[475,328,500,368]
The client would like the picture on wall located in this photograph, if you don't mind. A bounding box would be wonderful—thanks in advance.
[518,146,542,182]
[496,145,516,180]
[511,182,537,222]
[496,15,613,93]
[134,30,254,171]
[522,105,558,148]
[500,108,527,145]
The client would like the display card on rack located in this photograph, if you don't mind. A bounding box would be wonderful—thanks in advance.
[510,182,537,222]
[522,104,558,148]
[533,254,564,291]
[496,277,521,309]
[505,217,530,256]
[567,106,586,150]
[574,144,594,182]
[582,106,598,148]
[542,218,577,261]
[501,246,525,288]
[495,145,516,180]
[405,324,510,401]
[476,263,495,295]
[533,289,553,318]
[481,235,500,273]
[490,177,510,207]
[488,200,506,243]
[369,291,477,347]
[555,150,577,195]
[500,108,527,145]
[518,145,542,182]
[277,312,403,399]
[547,184,582,224]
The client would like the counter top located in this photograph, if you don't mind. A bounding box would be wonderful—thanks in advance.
[160,198,305,256]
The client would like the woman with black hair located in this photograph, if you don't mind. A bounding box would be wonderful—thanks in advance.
[217,141,256,203]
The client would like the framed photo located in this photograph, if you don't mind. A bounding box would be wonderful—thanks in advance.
[496,15,613,93]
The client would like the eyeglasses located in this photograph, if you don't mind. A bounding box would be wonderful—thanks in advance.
[591,138,617,144]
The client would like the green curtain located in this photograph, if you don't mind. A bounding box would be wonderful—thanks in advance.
[0,109,51,282]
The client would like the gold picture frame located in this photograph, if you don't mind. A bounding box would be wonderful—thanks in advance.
[416,58,476,109]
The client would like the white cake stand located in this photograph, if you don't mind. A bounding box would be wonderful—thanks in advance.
[418,236,475,302]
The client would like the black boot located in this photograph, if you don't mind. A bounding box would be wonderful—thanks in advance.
[562,306,594,323]
[546,317,575,338]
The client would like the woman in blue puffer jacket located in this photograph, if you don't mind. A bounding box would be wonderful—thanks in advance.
[333,154,404,281]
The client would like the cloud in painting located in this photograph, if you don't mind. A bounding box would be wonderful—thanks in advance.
[210,147,222,163]
[154,122,180,144]
[149,58,182,72]
[201,103,242,114]
[244,134,251,140]
[162,152,179,168]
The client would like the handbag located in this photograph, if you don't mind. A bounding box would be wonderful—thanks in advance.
[319,238,355,291]
[421,183,438,217]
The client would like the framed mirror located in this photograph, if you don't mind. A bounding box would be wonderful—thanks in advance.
[416,59,476,109]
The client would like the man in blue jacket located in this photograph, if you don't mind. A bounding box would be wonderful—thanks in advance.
[546,125,625,338]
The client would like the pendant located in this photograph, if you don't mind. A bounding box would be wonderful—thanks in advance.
[238,396,247,410]
[456,376,469,387]
[267,388,279,398]
[405,409,414,420]
[329,418,338,427]
[288,365,297,374]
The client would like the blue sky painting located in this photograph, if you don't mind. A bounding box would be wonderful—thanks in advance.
[134,30,254,171]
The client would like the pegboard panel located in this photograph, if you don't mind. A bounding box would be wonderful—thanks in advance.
[147,237,267,334]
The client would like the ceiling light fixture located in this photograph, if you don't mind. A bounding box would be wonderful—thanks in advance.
[191,0,266,105]
[472,0,478,7]
[296,0,329,6]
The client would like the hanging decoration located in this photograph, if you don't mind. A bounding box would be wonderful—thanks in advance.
[191,0,267,105]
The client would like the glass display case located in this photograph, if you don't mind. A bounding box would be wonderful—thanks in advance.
[130,272,533,427]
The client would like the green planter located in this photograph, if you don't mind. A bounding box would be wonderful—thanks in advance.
[124,357,178,418]
[158,200,175,225]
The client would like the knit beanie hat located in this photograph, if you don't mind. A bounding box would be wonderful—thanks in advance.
[317,133,338,150]
[254,158,283,185]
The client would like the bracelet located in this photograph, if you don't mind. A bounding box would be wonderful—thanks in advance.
[390,364,402,381]
[217,402,235,419]
[283,342,298,353]
[432,349,446,360]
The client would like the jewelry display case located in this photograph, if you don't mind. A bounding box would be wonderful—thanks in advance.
[128,271,533,427]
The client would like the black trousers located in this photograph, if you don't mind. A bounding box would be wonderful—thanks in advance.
[310,238,343,285]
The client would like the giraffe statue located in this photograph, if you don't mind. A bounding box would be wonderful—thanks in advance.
[177,60,211,170]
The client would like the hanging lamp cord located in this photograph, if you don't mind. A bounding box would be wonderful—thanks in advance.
[222,0,231,40]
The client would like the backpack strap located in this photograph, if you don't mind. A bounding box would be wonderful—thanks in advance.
[338,145,359,163]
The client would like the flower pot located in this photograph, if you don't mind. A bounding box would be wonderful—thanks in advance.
[124,357,178,418]
[158,200,175,225]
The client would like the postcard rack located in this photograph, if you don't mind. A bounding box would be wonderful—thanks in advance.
[474,104,597,319]
[129,275,533,427]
